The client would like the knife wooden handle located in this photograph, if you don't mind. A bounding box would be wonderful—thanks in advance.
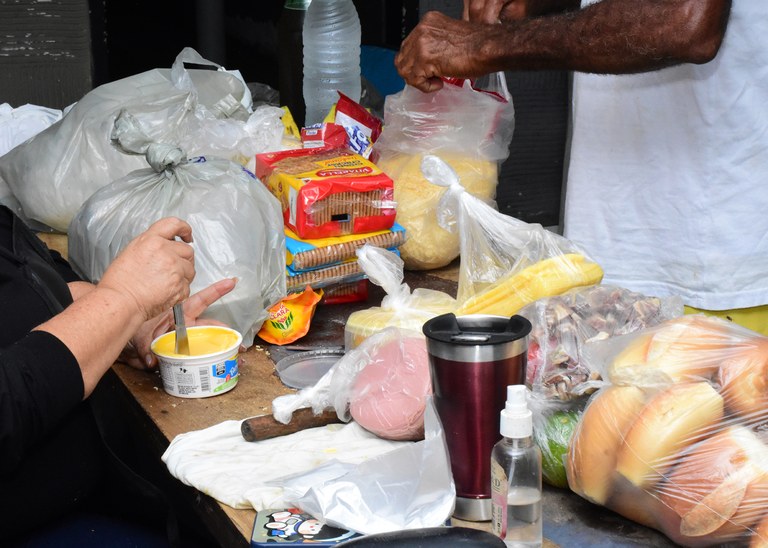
[241,408,341,442]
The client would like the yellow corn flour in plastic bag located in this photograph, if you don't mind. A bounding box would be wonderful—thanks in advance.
[258,286,323,345]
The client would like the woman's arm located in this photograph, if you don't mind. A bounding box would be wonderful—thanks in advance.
[35,217,195,397]
[397,0,732,92]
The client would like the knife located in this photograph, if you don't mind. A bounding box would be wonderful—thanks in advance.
[173,303,190,355]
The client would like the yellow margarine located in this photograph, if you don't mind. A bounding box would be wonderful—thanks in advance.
[153,326,240,358]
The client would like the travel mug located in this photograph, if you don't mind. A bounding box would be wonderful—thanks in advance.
[423,313,532,521]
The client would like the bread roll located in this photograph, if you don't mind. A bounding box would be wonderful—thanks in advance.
[750,510,768,548]
[566,385,646,504]
[657,425,768,545]
[718,338,768,425]
[610,315,734,384]
[616,381,723,490]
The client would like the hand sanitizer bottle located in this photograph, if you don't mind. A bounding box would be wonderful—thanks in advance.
[491,385,543,547]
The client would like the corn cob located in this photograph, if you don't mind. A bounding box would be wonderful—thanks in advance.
[455,253,604,316]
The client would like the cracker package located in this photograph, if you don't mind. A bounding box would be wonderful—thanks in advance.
[285,223,406,272]
[255,147,396,239]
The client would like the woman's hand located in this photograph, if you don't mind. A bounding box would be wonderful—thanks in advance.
[98,217,196,322]
[119,278,238,370]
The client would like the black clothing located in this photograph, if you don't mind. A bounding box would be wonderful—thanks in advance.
[0,205,108,535]
[0,206,214,546]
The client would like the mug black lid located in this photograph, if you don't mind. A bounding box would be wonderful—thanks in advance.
[422,313,532,346]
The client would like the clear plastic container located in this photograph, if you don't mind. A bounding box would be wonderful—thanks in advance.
[302,0,361,126]
[491,385,543,547]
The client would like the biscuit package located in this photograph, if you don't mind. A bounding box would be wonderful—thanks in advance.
[255,147,396,239]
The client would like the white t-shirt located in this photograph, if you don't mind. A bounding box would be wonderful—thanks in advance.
[564,1,768,310]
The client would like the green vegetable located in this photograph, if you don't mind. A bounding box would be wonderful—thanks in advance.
[535,410,581,489]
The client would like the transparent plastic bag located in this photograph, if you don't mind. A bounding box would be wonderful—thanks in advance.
[564,315,768,546]
[272,327,432,442]
[0,47,259,232]
[343,245,456,350]
[519,285,683,402]
[373,74,515,270]
[67,113,286,347]
[418,155,603,318]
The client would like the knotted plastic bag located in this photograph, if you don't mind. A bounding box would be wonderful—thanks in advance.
[0,47,275,232]
[343,244,456,350]
[68,113,286,347]
[272,327,431,440]
[419,155,603,318]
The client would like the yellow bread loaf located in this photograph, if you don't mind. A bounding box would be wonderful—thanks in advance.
[566,385,646,505]
[456,253,603,317]
[616,381,724,490]
[657,425,768,545]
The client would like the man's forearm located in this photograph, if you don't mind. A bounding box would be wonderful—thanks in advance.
[491,0,731,73]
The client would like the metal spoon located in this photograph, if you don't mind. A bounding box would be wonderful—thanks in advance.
[173,303,190,355]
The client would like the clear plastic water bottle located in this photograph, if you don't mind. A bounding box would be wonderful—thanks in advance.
[302,0,361,127]
[491,385,543,547]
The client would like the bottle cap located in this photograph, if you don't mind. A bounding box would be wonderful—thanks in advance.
[500,384,532,439]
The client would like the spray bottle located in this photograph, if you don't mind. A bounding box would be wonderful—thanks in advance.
[490,385,543,547]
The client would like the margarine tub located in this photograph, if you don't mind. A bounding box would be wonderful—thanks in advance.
[151,326,242,398]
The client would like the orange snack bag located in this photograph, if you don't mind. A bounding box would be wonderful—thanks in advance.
[258,286,323,345]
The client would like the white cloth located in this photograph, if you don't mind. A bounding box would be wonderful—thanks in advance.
[162,420,403,511]
[565,1,768,310]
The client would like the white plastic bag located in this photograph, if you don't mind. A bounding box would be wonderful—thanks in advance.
[67,114,286,347]
[0,103,64,212]
[277,398,455,535]
[0,48,257,232]
[0,103,63,157]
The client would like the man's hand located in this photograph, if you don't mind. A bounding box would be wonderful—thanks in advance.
[395,11,500,92]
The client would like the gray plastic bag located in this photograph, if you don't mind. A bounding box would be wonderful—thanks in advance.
[67,118,286,347]
[0,47,253,232]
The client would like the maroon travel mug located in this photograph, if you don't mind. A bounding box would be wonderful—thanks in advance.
[423,313,531,521]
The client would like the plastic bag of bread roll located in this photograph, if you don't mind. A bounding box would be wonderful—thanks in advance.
[562,315,768,546]
[373,74,515,270]
[344,245,456,350]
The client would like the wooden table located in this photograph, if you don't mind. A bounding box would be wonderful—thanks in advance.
[104,265,466,547]
[109,342,281,545]
[40,233,670,547]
